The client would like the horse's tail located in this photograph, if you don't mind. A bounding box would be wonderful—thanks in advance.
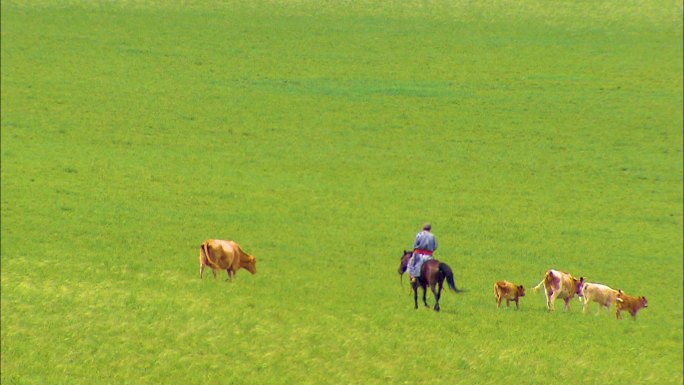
[439,262,458,292]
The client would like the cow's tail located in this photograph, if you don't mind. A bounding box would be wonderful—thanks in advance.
[200,241,213,265]
[532,277,545,293]
[439,262,458,292]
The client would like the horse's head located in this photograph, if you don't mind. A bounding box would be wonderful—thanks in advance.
[398,250,412,275]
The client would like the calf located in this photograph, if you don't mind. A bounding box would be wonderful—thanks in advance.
[616,290,648,320]
[581,282,619,315]
[532,269,584,312]
[494,281,525,310]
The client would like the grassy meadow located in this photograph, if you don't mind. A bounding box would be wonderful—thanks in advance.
[1,1,682,384]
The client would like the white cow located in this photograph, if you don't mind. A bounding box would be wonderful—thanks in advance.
[581,282,619,315]
[532,269,584,312]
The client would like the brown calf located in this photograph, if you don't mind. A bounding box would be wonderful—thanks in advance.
[494,281,525,310]
[615,290,648,320]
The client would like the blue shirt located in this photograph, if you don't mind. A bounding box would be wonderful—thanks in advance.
[414,231,438,252]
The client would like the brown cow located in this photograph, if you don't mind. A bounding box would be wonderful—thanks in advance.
[615,290,648,320]
[199,239,257,281]
[581,282,619,315]
[532,269,585,312]
[494,281,525,310]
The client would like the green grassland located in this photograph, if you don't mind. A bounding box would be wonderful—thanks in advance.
[1,1,682,384]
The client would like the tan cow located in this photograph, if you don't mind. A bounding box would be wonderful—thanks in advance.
[199,239,257,281]
[494,281,525,310]
[616,290,648,320]
[581,282,619,315]
[533,269,584,312]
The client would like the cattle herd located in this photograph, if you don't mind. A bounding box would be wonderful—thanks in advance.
[498,269,648,320]
[197,239,648,320]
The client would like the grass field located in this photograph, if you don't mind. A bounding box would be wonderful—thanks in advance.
[1,1,682,384]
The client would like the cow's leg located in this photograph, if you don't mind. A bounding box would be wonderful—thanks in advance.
[546,290,555,312]
[564,297,572,311]
[616,308,622,319]
[597,303,606,316]
[494,287,499,308]
[631,311,637,320]
[515,298,520,310]
[506,299,511,308]
[200,264,205,279]
[583,300,590,314]
[496,295,502,308]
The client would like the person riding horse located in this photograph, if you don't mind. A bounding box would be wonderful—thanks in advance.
[407,223,438,283]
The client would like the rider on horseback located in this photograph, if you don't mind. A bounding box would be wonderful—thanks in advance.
[408,223,438,284]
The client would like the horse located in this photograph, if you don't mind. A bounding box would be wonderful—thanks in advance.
[398,250,458,311]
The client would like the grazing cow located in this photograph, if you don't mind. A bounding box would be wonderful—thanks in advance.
[199,239,257,281]
[581,282,619,315]
[615,290,648,320]
[532,269,584,312]
[494,281,525,310]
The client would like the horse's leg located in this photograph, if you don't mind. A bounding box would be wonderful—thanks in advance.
[422,283,429,308]
[413,283,419,309]
[430,283,439,312]
[433,279,444,312]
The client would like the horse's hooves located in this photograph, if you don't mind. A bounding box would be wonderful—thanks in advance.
[434,306,441,312]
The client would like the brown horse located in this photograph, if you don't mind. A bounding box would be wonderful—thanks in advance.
[398,250,458,311]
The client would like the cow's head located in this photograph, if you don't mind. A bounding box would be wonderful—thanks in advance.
[640,297,648,308]
[245,256,257,274]
[517,285,525,297]
[575,277,585,298]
